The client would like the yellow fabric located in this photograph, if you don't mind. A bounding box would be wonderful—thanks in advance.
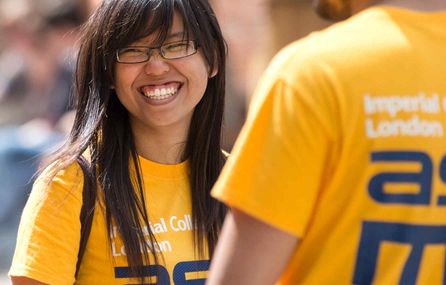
[10,157,208,285]
[212,7,446,284]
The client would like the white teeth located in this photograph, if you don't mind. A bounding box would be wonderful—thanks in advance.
[143,87,177,100]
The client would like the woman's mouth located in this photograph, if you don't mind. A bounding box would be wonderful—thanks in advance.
[140,83,181,101]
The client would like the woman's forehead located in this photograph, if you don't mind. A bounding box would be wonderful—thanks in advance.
[132,10,186,45]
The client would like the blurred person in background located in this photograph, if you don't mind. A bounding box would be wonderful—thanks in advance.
[0,0,84,272]
[0,0,83,128]
[207,0,446,284]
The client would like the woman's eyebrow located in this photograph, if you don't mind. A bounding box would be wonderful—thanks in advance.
[166,31,186,40]
[131,31,186,46]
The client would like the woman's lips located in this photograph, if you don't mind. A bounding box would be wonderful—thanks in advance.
[139,82,181,100]
[138,82,182,105]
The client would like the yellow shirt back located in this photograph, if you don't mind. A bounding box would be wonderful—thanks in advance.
[212,7,446,285]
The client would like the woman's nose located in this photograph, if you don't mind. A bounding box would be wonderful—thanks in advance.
[143,50,170,76]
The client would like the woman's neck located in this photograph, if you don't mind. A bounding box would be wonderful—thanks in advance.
[131,120,190,165]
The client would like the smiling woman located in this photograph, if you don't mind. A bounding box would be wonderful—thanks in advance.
[8,1,227,284]
[114,11,213,161]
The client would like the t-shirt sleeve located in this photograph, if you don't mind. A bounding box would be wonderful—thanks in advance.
[9,163,84,285]
[212,60,339,237]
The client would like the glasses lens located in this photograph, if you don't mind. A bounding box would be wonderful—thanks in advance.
[117,47,148,63]
[161,41,197,59]
[116,41,197,63]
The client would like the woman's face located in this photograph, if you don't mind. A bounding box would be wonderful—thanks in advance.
[114,11,212,135]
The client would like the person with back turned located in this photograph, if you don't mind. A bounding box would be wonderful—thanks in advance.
[207,0,446,284]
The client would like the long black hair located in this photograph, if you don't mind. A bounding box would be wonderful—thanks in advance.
[45,0,227,280]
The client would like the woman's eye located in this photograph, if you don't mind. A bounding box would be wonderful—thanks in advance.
[164,43,187,52]
[122,48,145,55]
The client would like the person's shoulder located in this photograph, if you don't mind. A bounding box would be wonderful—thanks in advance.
[25,158,87,207]
[306,7,402,54]
[36,159,85,190]
[266,8,399,79]
[281,11,376,55]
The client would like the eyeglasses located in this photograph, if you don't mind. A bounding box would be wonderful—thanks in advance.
[116,40,198,64]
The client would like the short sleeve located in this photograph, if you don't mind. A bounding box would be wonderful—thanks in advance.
[9,162,84,285]
[212,61,340,237]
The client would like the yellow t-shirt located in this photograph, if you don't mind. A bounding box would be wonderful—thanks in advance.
[10,157,208,285]
[212,7,446,285]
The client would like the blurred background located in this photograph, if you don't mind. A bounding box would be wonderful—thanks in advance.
[0,0,330,282]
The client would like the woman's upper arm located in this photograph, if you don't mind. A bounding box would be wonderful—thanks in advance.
[9,163,84,285]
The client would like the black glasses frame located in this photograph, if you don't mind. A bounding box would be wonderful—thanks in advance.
[116,40,198,64]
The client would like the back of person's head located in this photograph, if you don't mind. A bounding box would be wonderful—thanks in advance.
[313,0,446,21]
[41,2,84,32]
[312,0,363,21]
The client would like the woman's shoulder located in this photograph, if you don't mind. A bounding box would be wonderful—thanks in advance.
[34,159,86,201]
[39,159,84,182]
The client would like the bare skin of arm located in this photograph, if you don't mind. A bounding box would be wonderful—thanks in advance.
[10,276,48,285]
[206,208,299,285]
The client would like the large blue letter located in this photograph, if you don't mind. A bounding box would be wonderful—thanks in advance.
[438,155,446,205]
[114,265,170,285]
[353,221,446,285]
[172,260,209,285]
[368,151,432,205]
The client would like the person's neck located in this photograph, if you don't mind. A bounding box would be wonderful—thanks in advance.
[132,122,189,165]
[354,0,446,14]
